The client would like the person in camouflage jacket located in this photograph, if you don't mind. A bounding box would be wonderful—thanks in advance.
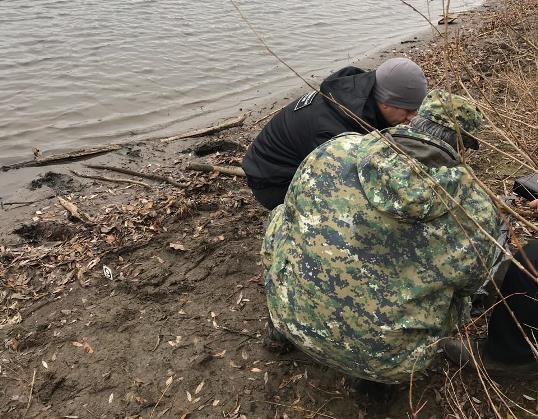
[261,90,502,384]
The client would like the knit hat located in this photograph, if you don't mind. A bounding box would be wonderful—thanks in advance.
[374,58,427,110]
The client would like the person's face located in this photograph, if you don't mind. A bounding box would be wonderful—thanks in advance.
[378,103,418,125]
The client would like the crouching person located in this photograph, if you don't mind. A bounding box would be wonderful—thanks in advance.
[260,90,502,384]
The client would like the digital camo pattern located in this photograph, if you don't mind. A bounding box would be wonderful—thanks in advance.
[262,129,501,383]
[418,89,483,135]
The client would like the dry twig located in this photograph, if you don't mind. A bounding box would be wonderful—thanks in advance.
[186,162,246,177]
[85,164,187,188]
[70,169,151,188]
[160,114,247,142]
[23,369,36,418]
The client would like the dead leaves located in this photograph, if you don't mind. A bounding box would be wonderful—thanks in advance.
[229,360,242,369]
[278,372,304,389]
[167,336,182,347]
[235,291,243,306]
[150,374,178,417]
[195,380,205,394]
[5,337,19,351]
[169,242,188,251]
[2,190,194,323]
[2,149,254,330]
[185,379,205,404]
[224,399,243,419]
[72,339,94,354]
[210,311,219,329]
[212,349,226,359]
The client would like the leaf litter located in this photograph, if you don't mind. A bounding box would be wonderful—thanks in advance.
[1,3,537,418]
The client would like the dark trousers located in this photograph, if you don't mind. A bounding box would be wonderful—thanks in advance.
[487,240,538,363]
[252,184,288,210]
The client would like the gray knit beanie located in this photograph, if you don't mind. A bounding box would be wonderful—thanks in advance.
[374,58,427,110]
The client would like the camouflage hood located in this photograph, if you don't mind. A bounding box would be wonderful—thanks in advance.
[358,131,465,222]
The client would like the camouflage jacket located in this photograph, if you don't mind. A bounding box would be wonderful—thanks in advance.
[262,126,501,383]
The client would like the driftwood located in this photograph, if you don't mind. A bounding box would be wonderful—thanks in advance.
[70,170,150,188]
[160,114,247,143]
[85,164,187,188]
[1,145,122,172]
[187,162,246,177]
[58,197,94,224]
[438,14,458,25]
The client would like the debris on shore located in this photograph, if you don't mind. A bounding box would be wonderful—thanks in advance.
[1,0,537,417]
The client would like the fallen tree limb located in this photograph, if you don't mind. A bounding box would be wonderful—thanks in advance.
[85,164,187,188]
[70,170,150,188]
[160,114,247,143]
[1,145,122,172]
[186,162,246,177]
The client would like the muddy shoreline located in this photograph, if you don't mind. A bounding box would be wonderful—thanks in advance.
[2,1,537,418]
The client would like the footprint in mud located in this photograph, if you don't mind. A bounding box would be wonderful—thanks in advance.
[37,372,68,403]
[29,171,82,194]
[13,220,78,243]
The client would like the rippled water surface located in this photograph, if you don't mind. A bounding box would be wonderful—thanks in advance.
[0,0,482,163]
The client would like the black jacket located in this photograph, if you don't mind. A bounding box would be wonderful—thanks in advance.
[242,67,390,189]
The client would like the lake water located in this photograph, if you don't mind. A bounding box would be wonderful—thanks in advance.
[0,0,482,164]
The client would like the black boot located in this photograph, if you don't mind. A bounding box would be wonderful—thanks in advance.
[263,320,295,354]
[441,338,538,377]
[346,377,396,404]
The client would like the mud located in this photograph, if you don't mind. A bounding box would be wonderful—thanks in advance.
[1,1,537,418]
[0,116,431,418]
[13,221,78,243]
[29,171,82,195]
[2,129,533,419]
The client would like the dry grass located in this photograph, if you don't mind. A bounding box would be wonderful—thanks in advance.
[402,1,538,417]
[411,0,538,190]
